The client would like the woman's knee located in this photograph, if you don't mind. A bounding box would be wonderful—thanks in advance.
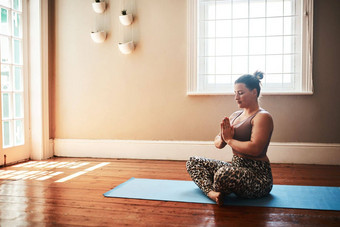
[213,166,234,191]
[186,156,199,171]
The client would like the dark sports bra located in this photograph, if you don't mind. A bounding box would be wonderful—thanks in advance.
[231,109,272,158]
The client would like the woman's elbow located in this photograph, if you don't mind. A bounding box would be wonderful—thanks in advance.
[214,142,223,149]
[250,143,265,156]
[214,140,225,149]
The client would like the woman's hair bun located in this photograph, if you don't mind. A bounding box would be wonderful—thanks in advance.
[253,71,264,80]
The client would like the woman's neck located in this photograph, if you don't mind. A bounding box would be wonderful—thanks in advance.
[242,103,260,117]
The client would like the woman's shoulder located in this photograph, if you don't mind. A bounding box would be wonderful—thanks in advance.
[258,109,273,118]
[254,109,273,125]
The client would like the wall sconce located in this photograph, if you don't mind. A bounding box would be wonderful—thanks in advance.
[91,31,107,43]
[92,0,106,14]
[118,41,135,54]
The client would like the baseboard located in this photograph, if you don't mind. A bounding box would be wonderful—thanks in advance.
[53,139,340,165]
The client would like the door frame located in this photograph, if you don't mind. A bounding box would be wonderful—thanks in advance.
[0,0,52,166]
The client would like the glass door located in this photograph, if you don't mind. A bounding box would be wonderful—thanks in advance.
[0,0,29,166]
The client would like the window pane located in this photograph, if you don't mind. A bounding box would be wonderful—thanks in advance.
[232,0,248,19]
[14,119,24,145]
[232,19,248,37]
[198,74,206,89]
[1,36,11,63]
[266,55,283,73]
[0,7,9,35]
[216,0,232,19]
[14,93,23,118]
[232,56,248,74]
[0,0,11,7]
[2,93,11,119]
[249,56,265,73]
[12,11,21,37]
[14,66,22,91]
[284,0,296,16]
[283,73,293,84]
[199,38,215,56]
[2,120,11,147]
[249,18,266,36]
[199,57,215,74]
[284,36,294,53]
[1,64,11,90]
[216,20,231,37]
[206,57,215,74]
[250,0,266,18]
[216,75,230,84]
[267,0,284,17]
[232,37,248,55]
[199,0,216,20]
[284,17,295,35]
[231,74,239,83]
[249,37,265,55]
[207,75,215,84]
[266,17,283,36]
[13,39,21,64]
[200,21,216,38]
[283,54,294,73]
[266,36,283,54]
[266,73,283,84]
[216,38,231,56]
[216,57,231,74]
[13,0,22,12]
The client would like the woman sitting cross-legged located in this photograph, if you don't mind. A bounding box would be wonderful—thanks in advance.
[186,71,274,205]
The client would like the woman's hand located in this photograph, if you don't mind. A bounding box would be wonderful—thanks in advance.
[221,117,234,143]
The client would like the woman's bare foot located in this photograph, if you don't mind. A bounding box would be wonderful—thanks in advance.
[207,191,224,206]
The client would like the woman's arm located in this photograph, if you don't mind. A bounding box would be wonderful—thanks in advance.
[214,133,226,149]
[225,112,273,157]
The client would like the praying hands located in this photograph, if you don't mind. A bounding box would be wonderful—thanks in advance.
[220,117,234,143]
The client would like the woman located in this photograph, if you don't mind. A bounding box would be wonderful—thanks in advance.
[186,71,274,205]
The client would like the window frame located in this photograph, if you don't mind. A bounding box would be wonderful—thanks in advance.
[187,0,314,95]
[0,0,27,149]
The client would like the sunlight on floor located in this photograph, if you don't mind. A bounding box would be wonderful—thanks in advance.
[0,170,63,180]
[13,161,91,169]
[55,162,110,182]
[0,161,110,182]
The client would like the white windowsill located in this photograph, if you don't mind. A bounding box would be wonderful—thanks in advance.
[187,91,314,96]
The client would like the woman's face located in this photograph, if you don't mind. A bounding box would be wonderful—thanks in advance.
[234,83,257,108]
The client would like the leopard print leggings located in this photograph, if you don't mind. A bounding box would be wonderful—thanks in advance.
[186,155,273,199]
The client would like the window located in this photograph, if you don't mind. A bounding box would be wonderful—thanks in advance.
[0,0,24,148]
[188,0,313,95]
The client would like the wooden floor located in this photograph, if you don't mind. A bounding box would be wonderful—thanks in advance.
[0,157,340,226]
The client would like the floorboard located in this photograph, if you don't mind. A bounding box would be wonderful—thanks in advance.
[1,157,339,226]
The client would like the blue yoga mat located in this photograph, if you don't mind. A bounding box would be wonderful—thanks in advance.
[104,178,340,211]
